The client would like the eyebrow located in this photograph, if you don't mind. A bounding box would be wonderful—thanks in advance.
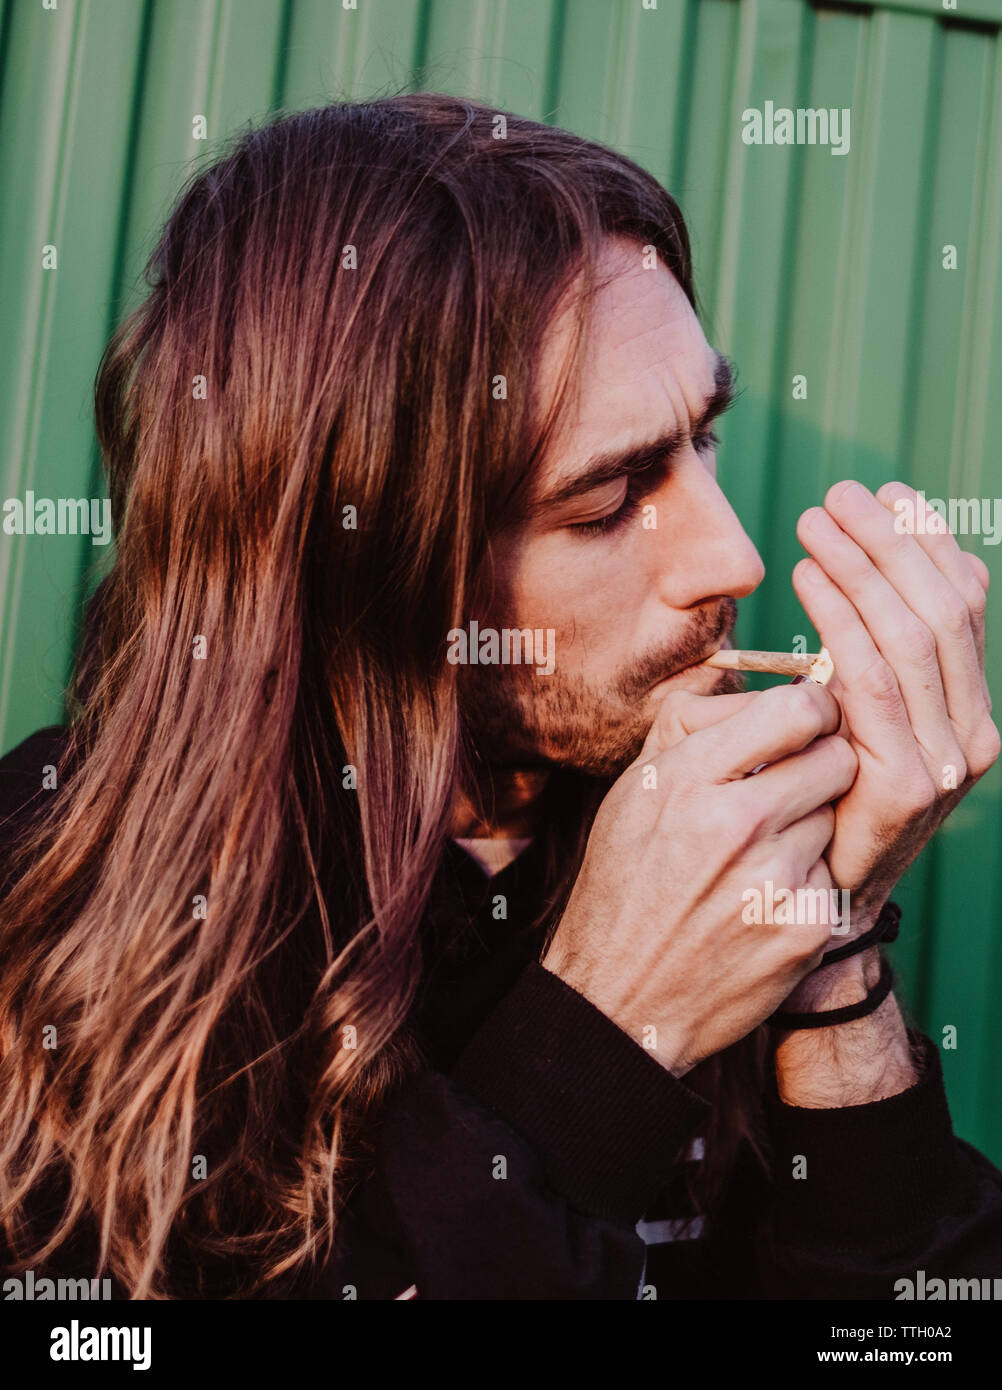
[535,351,737,511]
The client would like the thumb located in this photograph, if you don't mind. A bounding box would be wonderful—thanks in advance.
[822,674,851,740]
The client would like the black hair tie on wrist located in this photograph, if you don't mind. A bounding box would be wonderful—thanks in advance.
[768,954,895,1030]
[814,899,901,969]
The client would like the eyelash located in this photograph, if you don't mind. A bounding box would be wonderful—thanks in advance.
[568,431,721,537]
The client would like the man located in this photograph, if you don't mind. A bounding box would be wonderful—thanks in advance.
[1,93,1000,1300]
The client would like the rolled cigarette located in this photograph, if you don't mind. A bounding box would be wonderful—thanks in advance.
[702,647,835,686]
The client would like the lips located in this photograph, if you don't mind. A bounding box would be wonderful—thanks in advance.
[650,646,722,686]
[647,630,734,690]
[677,641,728,674]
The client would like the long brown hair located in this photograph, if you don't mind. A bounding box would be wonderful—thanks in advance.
[0,93,767,1298]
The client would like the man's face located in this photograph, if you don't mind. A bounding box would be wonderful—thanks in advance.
[462,235,766,778]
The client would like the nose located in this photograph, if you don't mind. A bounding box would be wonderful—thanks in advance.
[656,458,765,607]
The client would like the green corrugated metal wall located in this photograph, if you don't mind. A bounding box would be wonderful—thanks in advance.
[1,0,1000,1157]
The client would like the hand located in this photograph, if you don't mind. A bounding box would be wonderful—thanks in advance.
[541,681,857,1076]
[793,480,1000,927]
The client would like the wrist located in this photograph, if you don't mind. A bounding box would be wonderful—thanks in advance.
[824,902,879,947]
[781,946,881,1014]
[538,959,697,1079]
[772,951,918,1106]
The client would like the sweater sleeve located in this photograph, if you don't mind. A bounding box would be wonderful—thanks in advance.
[755,1029,1002,1298]
[323,961,711,1300]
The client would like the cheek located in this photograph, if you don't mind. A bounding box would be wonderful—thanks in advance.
[507,541,648,670]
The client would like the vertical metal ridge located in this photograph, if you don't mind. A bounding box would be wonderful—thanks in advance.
[940,24,1002,1147]
[270,0,295,112]
[542,0,566,124]
[0,0,86,734]
[895,16,942,478]
[950,29,1002,497]
[413,0,432,91]
[824,6,879,456]
[198,0,229,166]
[746,0,816,651]
[0,0,15,110]
[80,0,157,621]
[670,0,699,189]
[901,27,944,1026]
[712,0,758,344]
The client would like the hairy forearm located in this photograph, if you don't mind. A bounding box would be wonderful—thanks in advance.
[772,948,922,1108]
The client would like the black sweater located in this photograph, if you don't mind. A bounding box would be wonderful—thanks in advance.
[3,724,1002,1300]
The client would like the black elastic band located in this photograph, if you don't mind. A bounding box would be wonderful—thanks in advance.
[768,955,894,1030]
[815,900,901,969]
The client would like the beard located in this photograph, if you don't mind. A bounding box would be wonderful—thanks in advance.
[458,598,744,778]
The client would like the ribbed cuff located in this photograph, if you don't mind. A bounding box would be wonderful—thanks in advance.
[765,1030,960,1246]
[450,961,711,1225]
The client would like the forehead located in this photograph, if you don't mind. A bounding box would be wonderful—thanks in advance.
[534,236,716,491]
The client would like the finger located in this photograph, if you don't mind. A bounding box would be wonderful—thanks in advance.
[804,858,843,962]
[797,506,967,771]
[774,804,837,882]
[820,482,987,740]
[822,673,851,739]
[643,689,759,756]
[791,556,928,774]
[734,732,858,833]
[646,679,842,777]
[873,481,990,681]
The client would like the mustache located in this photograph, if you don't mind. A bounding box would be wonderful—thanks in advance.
[614,597,738,702]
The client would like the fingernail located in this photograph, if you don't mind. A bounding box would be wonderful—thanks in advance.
[838,482,869,514]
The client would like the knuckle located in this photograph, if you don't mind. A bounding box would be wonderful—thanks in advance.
[889,524,916,557]
[939,594,972,640]
[813,733,857,783]
[900,769,938,816]
[941,747,967,788]
[657,688,694,719]
[903,618,937,664]
[968,719,1001,777]
[832,733,858,772]
[770,855,799,887]
[966,581,987,622]
[783,681,827,736]
[987,719,1002,764]
[733,790,779,848]
[859,655,900,705]
[835,755,858,792]
[699,797,749,846]
[648,690,693,748]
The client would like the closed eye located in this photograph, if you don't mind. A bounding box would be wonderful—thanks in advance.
[567,430,721,538]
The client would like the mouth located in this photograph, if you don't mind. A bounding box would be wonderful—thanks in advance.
[649,641,728,688]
